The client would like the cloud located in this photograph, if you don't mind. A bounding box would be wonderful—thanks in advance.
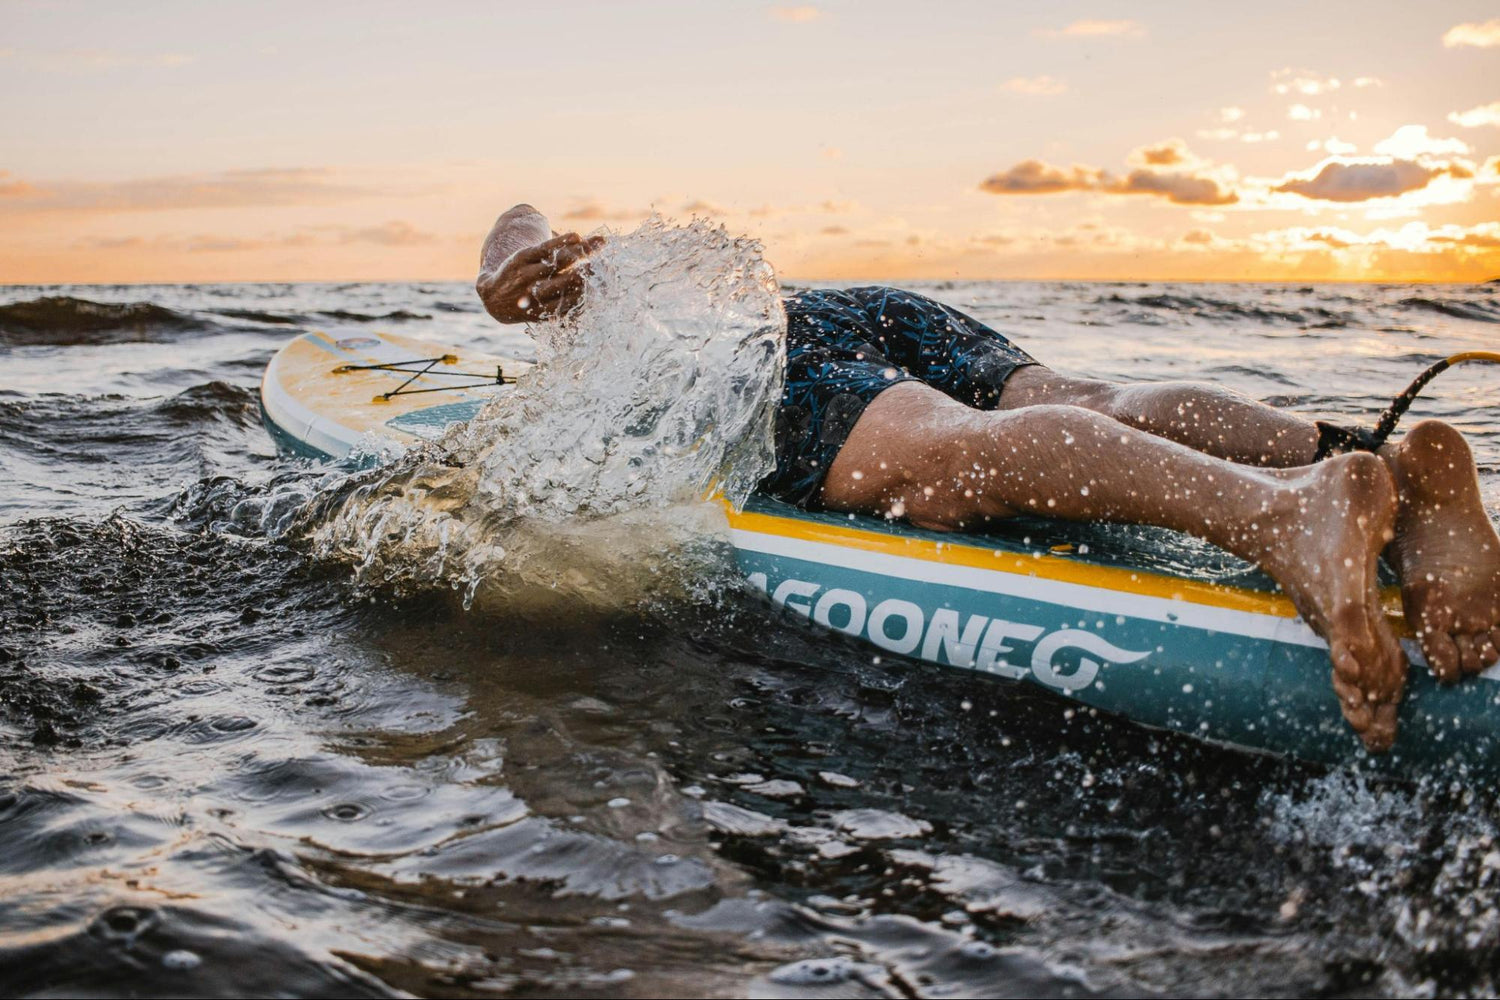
[1199,107,1279,143]
[1132,139,1193,166]
[769,5,822,23]
[1306,136,1357,155]
[73,222,434,254]
[1272,158,1466,202]
[681,199,727,215]
[1426,223,1500,249]
[0,167,359,215]
[1181,228,1216,245]
[1372,125,1469,158]
[1443,19,1500,48]
[1272,70,1342,96]
[978,160,1104,194]
[336,221,434,246]
[979,153,1237,205]
[1448,102,1500,128]
[559,201,644,221]
[1001,75,1067,96]
[1037,19,1145,38]
[0,171,40,198]
[819,225,850,236]
[1250,221,1500,255]
[1108,168,1238,205]
[1288,104,1321,121]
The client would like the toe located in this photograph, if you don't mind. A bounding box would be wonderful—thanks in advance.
[1423,628,1462,683]
[1330,644,1375,736]
[1477,633,1500,671]
[1456,634,1482,676]
[1362,701,1398,753]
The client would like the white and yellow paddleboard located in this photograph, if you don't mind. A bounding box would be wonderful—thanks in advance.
[259,329,529,459]
[261,329,1500,780]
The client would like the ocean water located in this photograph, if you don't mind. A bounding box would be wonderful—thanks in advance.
[2,275,1499,998]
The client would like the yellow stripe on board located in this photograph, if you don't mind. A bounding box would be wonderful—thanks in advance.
[726,504,1411,633]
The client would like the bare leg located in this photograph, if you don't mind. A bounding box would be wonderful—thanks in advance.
[1000,367,1500,679]
[999,366,1320,466]
[821,382,1406,750]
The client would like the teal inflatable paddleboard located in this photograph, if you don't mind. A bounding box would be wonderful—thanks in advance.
[260,329,1500,781]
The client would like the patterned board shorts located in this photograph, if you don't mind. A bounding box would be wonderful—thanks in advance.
[763,286,1042,508]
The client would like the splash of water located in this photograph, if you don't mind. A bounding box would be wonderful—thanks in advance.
[299,217,786,609]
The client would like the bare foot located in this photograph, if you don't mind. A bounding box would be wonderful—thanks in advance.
[1382,420,1500,682]
[1256,453,1407,751]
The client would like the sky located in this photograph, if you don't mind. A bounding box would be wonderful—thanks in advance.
[2,0,1498,284]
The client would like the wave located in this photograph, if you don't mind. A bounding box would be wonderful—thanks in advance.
[0,382,264,467]
[315,308,431,323]
[210,307,306,326]
[0,296,212,346]
[1099,292,1351,327]
[1398,296,1500,323]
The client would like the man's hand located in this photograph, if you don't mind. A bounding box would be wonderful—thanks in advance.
[477,232,606,324]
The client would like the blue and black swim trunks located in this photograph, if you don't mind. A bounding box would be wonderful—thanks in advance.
[764,286,1041,508]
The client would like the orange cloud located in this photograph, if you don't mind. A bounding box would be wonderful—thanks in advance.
[336,221,435,246]
[1448,102,1500,129]
[1372,125,1469,158]
[69,221,435,254]
[1132,138,1194,166]
[1442,19,1500,48]
[1109,169,1238,205]
[681,199,727,215]
[1427,226,1500,249]
[979,150,1237,205]
[1272,158,1467,202]
[0,167,359,215]
[559,201,645,222]
[979,160,1104,194]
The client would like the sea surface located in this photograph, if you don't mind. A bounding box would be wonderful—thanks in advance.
[2,277,1499,998]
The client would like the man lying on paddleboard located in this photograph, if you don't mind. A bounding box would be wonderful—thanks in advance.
[476,203,1500,753]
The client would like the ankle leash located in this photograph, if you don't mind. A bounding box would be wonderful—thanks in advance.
[1313,351,1500,461]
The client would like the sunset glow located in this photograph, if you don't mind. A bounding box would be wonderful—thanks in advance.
[3,1,1497,283]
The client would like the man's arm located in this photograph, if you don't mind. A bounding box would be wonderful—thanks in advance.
[476,204,604,324]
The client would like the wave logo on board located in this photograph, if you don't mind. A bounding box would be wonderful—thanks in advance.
[748,573,1151,693]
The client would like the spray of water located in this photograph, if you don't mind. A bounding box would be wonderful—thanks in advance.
[297,217,786,610]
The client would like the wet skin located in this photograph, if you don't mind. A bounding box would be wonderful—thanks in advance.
[997,366,1500,691]
[476,204,1500,749]
[820,382,1406,751]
